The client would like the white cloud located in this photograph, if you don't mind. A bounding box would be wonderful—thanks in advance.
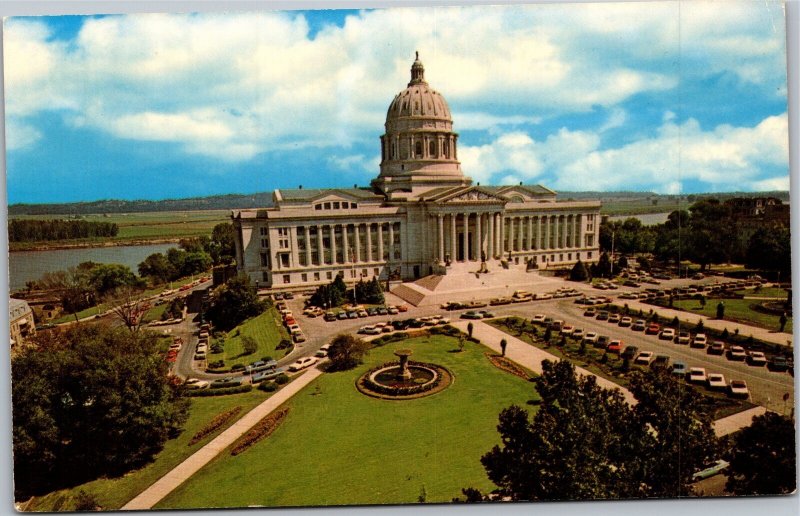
[460,113,788,193]
[2,3,787,169]
[4,118,42,151]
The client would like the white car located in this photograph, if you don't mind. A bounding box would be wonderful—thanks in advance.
[728,346,747,361]
[288,356,319,372]
[315,343,331,357]
[691,334,708,348]
[560,324,575,336]
[747,351,768,366]
[634,351,655,366]
[707,373,726,390]
[584,332,599,344]
[688,367,707,384]
[184,378,209,390]
[532,314,547,323]
[728,380,750,398]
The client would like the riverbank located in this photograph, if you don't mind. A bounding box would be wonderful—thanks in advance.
[9,237,183,253]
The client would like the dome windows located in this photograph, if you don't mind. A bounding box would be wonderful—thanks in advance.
[415,141,423,157]
[429,140,436,157]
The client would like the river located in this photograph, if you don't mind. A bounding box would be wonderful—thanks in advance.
[8,242,177,292]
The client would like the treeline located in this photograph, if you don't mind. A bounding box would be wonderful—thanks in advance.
[8,192,274,216]
[8,219,118,242]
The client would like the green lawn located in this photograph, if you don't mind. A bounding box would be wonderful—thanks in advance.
[157,335,539,508]
[51,304,106,324]
[735,287,790,299]
[26,390,271,512]
[216,308,291,367]
[672,298,792,333]
[142,303,169,323]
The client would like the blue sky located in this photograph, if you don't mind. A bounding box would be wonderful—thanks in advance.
[3,2,790,204]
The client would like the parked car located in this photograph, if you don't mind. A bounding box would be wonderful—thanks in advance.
[659,328,676,340]
[631,319,647,331]
[618,316,633,327]
[479,310,496,319]
[727,346,747,361]
[584,332,599,344]
[324,312,337,322]
[211,377,242,389]
[388,306,399,315]
[561,324,575,336]
[532,314,547,323]
[288,356,319,372]
[768,356,790,372]
[707,341,726,355]
[596,311,609,321]
[608,314,621,324]
[607,340,623,354]
[634,351,655,366]
[688,367,707,384]
[746,351,768,366]
[596,335,610,349]
[621,345,639,360]
[692,459,729,481]
[728,380,750,398]
[572,328,584,339]
[671,361,688,377]
[461,311,483,320]
[584,307,597,317]
[675,331,691,345]
[691,334,708,349]
[315,343,332,357]
[184,378,209,390]
[645,323,660,335]
[652,354,671,369]
[707,373,726,390]
[292,332,307,343]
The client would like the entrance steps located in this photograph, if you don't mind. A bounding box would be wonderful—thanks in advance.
[390,260,563,306]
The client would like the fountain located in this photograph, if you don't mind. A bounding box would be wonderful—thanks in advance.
[357,348,452,400]
[394,349,413,380]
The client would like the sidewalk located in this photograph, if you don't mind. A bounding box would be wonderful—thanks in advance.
[620,299,792,347]
[454,320,766,436]
[121,366,324,510]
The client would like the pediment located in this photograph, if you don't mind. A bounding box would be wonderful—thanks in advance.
[437,187,507,204]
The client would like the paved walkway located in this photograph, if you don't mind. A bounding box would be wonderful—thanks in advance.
[713,406,767,437]
[455,320,770,436]
[620,299,792,347]
[451,320,638,404]
[121,366,324,510]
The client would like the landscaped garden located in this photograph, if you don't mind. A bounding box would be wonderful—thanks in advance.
[24,390,273,512]
[670,297,792,334]
[209,307,290,369]
[156,334,539,508]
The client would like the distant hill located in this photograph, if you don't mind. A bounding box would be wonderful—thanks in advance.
[8,193,275,216]
[8,189,789,216]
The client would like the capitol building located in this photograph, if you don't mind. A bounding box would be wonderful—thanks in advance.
[232,54,600,300]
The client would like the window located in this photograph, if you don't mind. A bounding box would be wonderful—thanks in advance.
[351,270,356,278]
[260,227,268,236]
[342,202,349,209]
[283,275,290,284]
[324,202,331,210]
[374,268,379,277]
[260,252,268,267]
[333,202,340,209]
[443,140,450,158]
[559,254,563,262]
[326,271,333,280]
[277,228,289,236]
[314,272,320,281]
[362,268,368,277]
[587,235,594,247]
[261,238,269,248]
[588,252,593,259]
[352,203,358,209]
[279,239,289,250]
[429,140,435,156]
[280,254,290,267]
[415,141,422,156]
[568,253,572,261]
[262,272,269,282]
[301,273,307,282]
[315,204,322,210]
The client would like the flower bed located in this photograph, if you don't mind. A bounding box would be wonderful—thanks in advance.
[484,353,531,380]
[230,407,290,456]
[189,406,243,446]
[356,360,453,400]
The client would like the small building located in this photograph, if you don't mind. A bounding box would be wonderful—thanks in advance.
[9,298,36,350]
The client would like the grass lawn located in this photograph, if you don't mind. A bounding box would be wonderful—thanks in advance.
[672,298,792,334]
[26,390,271,512]
[51,304,105,324]
[216,308,290,367]
[157,335,539,508]
[142,303,169,323]
[735,287,789,299]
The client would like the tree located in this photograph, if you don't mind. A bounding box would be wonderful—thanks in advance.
[205,275,268,331]
[594,252,613,278]
[138,253,176,283]
[105,285,148,332]
[779,312,788,332]
[500,338,507,356]
[476,360,642,501]
[467,322,474,338]
[211,222,237,264]
[89,263,143,296]
[241,335,257,355]
[745,226,790,277]
[326,334,371,371]
[12,325,189,499]
[725,412,796,495]
[569,260,589,282]
[180,251,213,277]
[716,301,725,320]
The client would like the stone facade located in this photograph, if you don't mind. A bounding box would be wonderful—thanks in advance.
[233,54,601,290]
[9,298,35,350]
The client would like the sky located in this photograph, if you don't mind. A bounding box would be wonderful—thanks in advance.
[2,1,791,204]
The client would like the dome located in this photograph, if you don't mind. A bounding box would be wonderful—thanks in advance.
[385,52,452,126]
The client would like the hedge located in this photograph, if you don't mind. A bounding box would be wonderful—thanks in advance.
[185,384,253,397]
[188,406,242,445]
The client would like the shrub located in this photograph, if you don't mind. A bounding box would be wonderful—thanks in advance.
[188,406,242,446]
[259,381,278,392]
[274,373,289,385]
[74,490,99,511]
[260,356,273,362]
[211,344,223,354]
[230,407,290,456]
[208,360,225,369]
[241,335,257,355]
[276,339,292,350]
[185,385,252,397]
[231,364,246,372]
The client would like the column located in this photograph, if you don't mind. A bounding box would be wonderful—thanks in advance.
[476,213,482,261]
[304,226,312,265]
[517,217,523,253]
[499,214,505,255]
[388,222,395,261]
[508,216,515,253]
[343,224,350,263]
[317,225,325,265]
[527,216,533,251]
[366,223,373,262]
[462,213,469,261]
[487,213,494,259]
[330,225,337,264]
[544,217,551,250]
[577,214,584,249]
[289,227,299,267]
[354,224,361,262]
[437,215,444,262]
[378,223,384,262]
[561,216,567,249]
[450,213,457,262]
